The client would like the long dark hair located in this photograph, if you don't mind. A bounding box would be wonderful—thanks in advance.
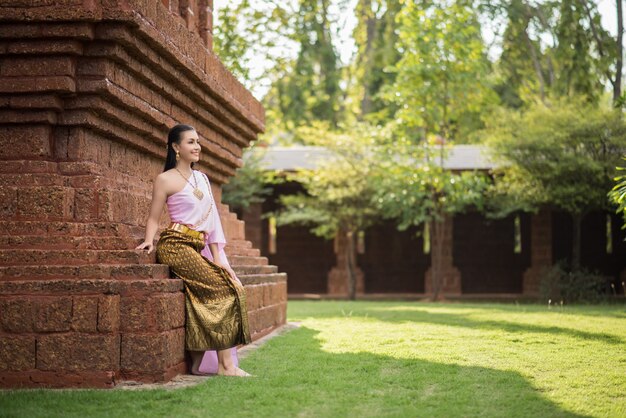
[164,124,196,172]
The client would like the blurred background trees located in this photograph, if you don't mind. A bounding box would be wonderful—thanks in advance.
[214,0,626,296]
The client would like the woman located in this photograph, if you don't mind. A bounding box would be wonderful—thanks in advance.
[135,124,252,377]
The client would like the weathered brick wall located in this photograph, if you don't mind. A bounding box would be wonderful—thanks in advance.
[454,212,531,294]
[0,0,286,388]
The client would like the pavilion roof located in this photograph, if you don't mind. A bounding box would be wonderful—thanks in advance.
[258,144,495,171]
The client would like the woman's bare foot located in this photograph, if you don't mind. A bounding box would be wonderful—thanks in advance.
[217,365,252,377]
[189,351,213,376]
[190,364,215,376]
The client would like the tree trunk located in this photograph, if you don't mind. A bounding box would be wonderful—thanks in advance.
[523,4,547,103]
[571,212,583,270]
[432,218,446,301]
[359,0,376,116]
[346,229,357,300]
[616,0,624,103]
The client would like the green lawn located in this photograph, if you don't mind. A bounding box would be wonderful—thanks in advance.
[1,301,625,417]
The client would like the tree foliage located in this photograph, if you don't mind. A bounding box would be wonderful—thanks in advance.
[484,98,626,266]
[263,0,343,132]
[274,122,381,239]
[385,0,497,143]
[609,157,626,228]
[221,142,283,211]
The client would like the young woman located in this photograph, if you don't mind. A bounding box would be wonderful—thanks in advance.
[135,124,252,377]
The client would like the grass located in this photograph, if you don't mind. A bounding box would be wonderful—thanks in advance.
[1,301,625,418]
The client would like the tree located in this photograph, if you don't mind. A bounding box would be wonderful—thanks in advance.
[608,157,626,228]
[484,98,626,268]
[264,0,342,131]
[352,0,402,119]
[222,142,283,213]
[273,122,382,299]
[214,0,295,90]
[385,0,497,144]
[372,139,489,300]
[489,0,620,107]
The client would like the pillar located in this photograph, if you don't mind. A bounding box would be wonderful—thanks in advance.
[522,209,552,295]
[425,216,461,295]
[327,231,365,297]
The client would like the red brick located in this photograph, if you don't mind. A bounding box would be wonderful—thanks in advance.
[76,58,111,76]
[41,23,95,39]
[0,160,56,175]
[73,188,98,221]
[0,370,115,389]
[7,40,83,55]
[0,187,17,217]
[0,336,35,371]
[0,109,57,124]
[71,296,98,332]
[164,327,185,367]
[0,57,75,77]
[0,125,52,159]
[0,298,33,332]
[0,24,39,38]
[9,95,63,110]
[17,186,74,220]
[119,296,154,332]
[120,332,168,372]
[262,284,271,306]
[97,295,119,332]
[37,333,120,371]
[153,292,185,331]
[33,297,72,332]
[0,76,76,94]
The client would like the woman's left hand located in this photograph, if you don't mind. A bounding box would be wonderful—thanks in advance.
[214,261,242,286]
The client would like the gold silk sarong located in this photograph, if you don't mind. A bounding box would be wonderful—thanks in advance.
[156,229,251,351]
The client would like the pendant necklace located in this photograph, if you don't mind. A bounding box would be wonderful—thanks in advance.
[176,168,204,200]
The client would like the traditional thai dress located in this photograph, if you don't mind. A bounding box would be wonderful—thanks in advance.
[156,170,251,373]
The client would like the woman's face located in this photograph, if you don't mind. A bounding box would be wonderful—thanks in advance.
[175,130,201,163]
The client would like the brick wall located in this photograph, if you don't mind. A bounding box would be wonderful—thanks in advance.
[0,0,286,388]
[454,212,531,294]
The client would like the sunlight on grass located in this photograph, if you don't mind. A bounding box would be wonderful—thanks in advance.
[1,301,624,418]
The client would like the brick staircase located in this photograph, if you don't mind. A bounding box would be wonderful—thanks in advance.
[0,163,286,388]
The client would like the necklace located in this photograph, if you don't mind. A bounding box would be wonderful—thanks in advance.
[176,168,204,200]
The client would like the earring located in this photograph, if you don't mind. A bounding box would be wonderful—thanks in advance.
[175,150,180,161]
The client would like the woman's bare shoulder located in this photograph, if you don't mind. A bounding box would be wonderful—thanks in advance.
[154,170,180,191]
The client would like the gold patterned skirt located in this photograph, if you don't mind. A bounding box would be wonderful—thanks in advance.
[156,228,251,351]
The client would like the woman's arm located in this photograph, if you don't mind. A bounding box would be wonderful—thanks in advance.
[209,242,241,285]
[135,175,168,254]
[208,243,222,264]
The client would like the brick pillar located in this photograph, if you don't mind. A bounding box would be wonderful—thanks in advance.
[425,216,461,295]
[242,202,263,251]
[327,231,365,297]
[523,209,552,295]
[0,0,283,389]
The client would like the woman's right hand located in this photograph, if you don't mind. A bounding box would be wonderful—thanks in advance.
[135,241,154,254]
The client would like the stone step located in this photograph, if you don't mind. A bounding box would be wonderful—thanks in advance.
[0,278,183,295]
[0,221,144,238]
[224,241,260,257]
[0,235,140,250]
[239,272,287,286]
[0,263,170,281]
[0,249,155,266]
[232,265,277,275]
[226,247,261,257]
[226,239,252,249]
[230,255,269,266]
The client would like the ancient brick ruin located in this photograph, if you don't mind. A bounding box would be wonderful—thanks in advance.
[0,0,286,388]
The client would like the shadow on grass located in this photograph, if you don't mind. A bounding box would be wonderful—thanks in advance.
[294,302,624,345]
[0,326,591,418]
